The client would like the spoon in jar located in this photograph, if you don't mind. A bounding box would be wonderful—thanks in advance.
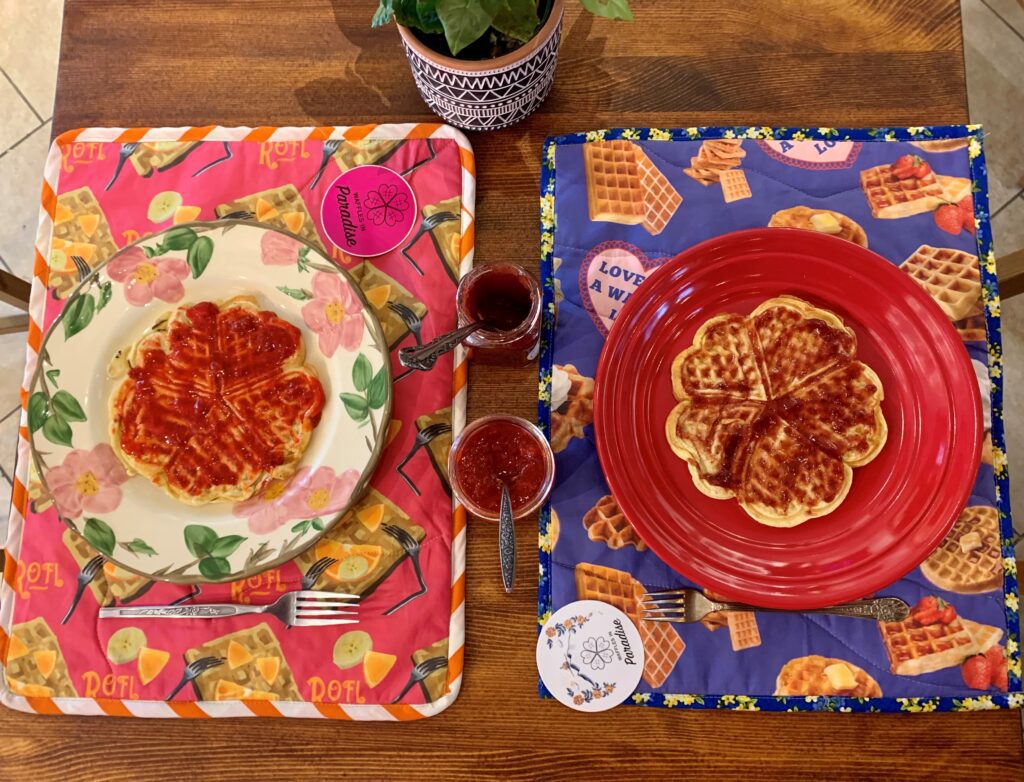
[498,482,516,593]
[398,321,486,372]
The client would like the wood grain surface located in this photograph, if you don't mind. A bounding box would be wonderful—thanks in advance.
[1,1,1021,780]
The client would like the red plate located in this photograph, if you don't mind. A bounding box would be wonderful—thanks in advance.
[594,228,982,609]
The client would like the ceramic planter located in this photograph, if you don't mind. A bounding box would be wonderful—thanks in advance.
[397,0,564,131]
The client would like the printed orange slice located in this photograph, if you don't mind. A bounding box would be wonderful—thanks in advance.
[138,647,170,685]
[324,545,383,583]
[33,650,57,679]
[364,284,392,310]
[356,504,386,533]
[282,211,305,234]
[76,213,100,237]
[314,539,347,562]
[363,650,396,688]
[385,419,402,447]
[7,676,54,697]
[50,237,67,249]
[66,242,96,263]
[255,656,281,685]
[255,198,279,222]
[53,203,74,224]
[6,634,28,661]
[242,688,279,701]
[173,205,202,224]
[214,679,247,701]
[227,640,254,670]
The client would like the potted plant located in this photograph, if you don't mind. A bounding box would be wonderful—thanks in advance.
[373,0,633,131]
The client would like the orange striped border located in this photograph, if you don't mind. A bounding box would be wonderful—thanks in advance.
[0,123,474,721]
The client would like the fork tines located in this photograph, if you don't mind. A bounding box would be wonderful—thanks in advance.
[292,590,359,627]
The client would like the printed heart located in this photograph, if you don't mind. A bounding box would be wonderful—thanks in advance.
[756,140,862,170]
[579,241,664,336]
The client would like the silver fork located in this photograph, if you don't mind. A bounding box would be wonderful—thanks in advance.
[383,523,427,615]
[639,589,910,623]
[391,656,447,703]
[98,590,359,627]
[401,210,459,276]
[104,142,140,190]
[165,656,224,701]
[395,421,451,496]
[70,254,91,283]
[387,301,424,346]
[301,557,338,590]
[308,139,342,190]
[61,554,104,624]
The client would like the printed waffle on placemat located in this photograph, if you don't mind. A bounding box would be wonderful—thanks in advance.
[537,125,1021,712]
[1,124,475,720]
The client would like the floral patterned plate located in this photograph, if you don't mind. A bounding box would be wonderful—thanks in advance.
[27,221,391,583]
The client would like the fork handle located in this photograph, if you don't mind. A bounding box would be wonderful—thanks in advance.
[707,597,909,622]
[99,604,263,619]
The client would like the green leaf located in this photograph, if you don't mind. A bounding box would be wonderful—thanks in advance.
[579,0,633,20]
[83,517,116,557]
[186,235,214,279]
[311,517,325,531]
[121,538,157,557]
[352,353,373,392]
[208,534,246,558]
[45,369,60,387]
[97,281,113,311]
[63,292,96,339]
[412,0,444,33]
[51,390,86,423]
[278,286,313,301]
[143,245,157,258]
[372,0,394,26]
[199,556,231,580]
[366,366,389,410]
[27,392,49,433]
[492,0,540,41]
[435,0,500,54]
[339,392,369,421]
[42,413,72,447]
[184,524,219,558]
[290,519,312,534]
[161,226,199,252]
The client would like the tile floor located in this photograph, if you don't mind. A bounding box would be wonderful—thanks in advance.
[0,1,1022,548]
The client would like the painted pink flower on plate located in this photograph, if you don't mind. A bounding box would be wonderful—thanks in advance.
[301,271,364,357]
[107,245,189,306]
[260,230,304,266]
[45,444,129,519]
[284,466,361,521]
[233,478,296,535]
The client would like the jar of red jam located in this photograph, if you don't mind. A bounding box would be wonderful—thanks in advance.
[448,415,555,521]
[456,263,542,366]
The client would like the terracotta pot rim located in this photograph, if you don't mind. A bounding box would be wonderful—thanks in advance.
[397,0,565,73]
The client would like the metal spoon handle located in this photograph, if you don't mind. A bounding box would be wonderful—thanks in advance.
[398,322,484,371]
[708,596,910,622]
[499,483,516,593]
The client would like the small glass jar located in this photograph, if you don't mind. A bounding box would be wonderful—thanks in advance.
[456,263,542,366]
[448,415,555,521]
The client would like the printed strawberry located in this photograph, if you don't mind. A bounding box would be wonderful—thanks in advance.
[991,658,1009,692]
[984,645,1005,667]
[893,154,916,180]
[958,195,975,235]
[934,204,962,235]
[961,654,992,690]
[910,156,931,179]
[910,595,941,625]
[937,601,957,624]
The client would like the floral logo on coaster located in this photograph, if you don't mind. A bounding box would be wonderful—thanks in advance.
[579,241,665,336]
[756,139,862,170]
[536,599,644,712]
[321,165,417,257]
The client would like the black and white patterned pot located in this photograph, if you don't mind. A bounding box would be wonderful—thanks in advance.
[397,2,564,132]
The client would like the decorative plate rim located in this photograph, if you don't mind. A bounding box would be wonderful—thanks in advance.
[28,219,393,584]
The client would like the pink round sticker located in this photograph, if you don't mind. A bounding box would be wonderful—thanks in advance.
[320,164,417,257]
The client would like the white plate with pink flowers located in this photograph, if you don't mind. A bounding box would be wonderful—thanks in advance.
[27,220,391,583]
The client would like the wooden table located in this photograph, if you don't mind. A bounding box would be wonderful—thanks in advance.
[1,1,1020,779]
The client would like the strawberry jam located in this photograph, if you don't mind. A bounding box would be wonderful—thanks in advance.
[456,264,541,366]
[449,415,555,520]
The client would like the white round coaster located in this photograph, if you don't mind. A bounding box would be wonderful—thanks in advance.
[536,599,645,712]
